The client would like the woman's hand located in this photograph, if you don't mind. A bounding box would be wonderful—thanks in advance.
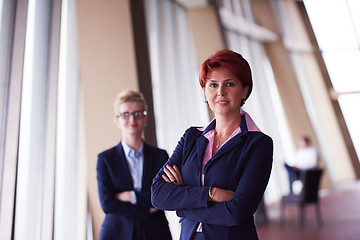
[149,208,158,214]
[210,187,234,202]
[162,164,183,185]
[116,192,159,213]
[116,191,133,203]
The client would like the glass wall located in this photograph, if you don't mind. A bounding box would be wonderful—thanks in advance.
[0,0,87,239]
[146,0,209,154]
[304,0,360,160]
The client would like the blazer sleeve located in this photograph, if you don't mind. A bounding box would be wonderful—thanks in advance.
[176,134,273,227]
[151,128,210,211]
[97,155,149,218]
[134,190,152,208]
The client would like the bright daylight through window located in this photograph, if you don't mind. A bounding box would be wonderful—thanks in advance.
[304,0,360,161]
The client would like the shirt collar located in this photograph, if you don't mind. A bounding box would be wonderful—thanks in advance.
[241,109,261,132]
[121,141,144,158]
[198,110,261,135]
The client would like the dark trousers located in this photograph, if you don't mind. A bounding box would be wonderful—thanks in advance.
[284,163,300,193]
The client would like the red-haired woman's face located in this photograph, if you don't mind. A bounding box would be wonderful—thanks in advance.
[203,67,248,117]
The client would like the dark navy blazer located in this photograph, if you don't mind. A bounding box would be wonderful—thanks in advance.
[151,118,273,240]
[97,142,172,240]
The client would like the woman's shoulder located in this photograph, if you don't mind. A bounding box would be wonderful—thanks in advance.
[179,126,203,143]
[184,126,203,135]
[245,131,273,145]
[144,142,168,155]
[98,145,119,159]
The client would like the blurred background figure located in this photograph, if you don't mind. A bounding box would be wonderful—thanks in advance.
[284,136,318,193]
[96,90,172,240]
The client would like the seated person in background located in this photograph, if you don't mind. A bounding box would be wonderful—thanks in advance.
[285,135,318,193]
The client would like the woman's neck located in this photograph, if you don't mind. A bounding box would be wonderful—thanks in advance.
[122,135,143,153]
[214,113,242,137]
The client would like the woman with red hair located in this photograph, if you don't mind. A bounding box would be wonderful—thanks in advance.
[152,49,273,240]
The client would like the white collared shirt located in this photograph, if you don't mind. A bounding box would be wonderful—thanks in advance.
[121,141,144,204]
[294,146,318,170]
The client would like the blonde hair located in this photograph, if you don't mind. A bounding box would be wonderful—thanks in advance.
[113,89,148,114]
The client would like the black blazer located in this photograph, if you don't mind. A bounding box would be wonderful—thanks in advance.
[97,141,172,240]
[152,118,273,240]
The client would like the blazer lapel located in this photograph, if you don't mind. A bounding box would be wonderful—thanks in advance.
[142,144,153,187]
[205,132,247,172]
[116,142,134,188]
[211,116,249,161]
[196,135,209,168]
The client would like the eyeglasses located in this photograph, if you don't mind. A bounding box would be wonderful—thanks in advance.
[116,110,147,119]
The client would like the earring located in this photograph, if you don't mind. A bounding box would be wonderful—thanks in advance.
[241,99,245,106]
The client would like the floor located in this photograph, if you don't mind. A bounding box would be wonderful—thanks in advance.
[256,181,360,240]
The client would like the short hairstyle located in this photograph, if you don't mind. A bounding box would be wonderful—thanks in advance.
[199,49,253,100]
[301,135,311,145]
[113,89,148,114]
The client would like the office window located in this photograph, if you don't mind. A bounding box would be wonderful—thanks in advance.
[146,0,209,153]
[0,0,86,239]
[304,0,360,160]
[0,0,27,238]
[0,0,9,198]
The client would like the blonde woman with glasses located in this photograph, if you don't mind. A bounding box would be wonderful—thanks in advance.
[97,90,172,240]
